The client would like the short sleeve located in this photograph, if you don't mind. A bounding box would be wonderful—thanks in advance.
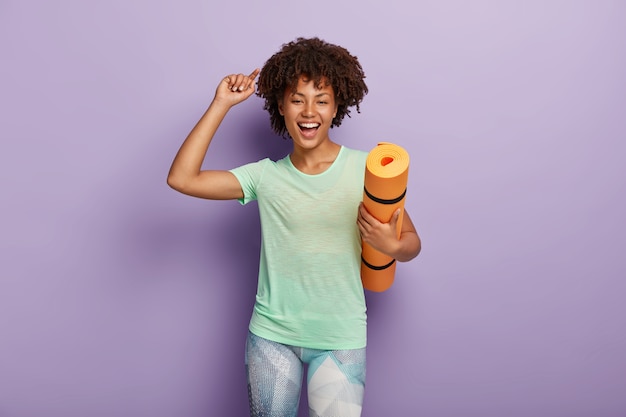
[229,158,270,205]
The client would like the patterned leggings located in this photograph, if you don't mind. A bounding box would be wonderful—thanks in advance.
[245,331,366,417]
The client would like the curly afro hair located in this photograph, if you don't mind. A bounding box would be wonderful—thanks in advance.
[256,37,368,138]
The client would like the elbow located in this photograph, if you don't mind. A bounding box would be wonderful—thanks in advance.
[397,250,420,263]
[166,173,186,193]
[411,237,422,260]
[166,174,177,190]
[408,243,422,262]
[397,235,421,263]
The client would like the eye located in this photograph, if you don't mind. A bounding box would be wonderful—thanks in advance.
[318,101,327,105]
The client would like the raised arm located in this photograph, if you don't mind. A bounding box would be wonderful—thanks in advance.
[357,204,422,262]
[167,69,260,200]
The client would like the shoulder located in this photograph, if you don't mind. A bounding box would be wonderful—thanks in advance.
[230,157,275,173]
[229,157,275,184]
[230,155,295,185]
[340,146,368,166]
[342,145,367,155]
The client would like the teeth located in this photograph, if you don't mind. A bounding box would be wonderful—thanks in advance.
[299,123,319,129]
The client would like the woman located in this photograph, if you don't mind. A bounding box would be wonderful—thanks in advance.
[167,37,421,417]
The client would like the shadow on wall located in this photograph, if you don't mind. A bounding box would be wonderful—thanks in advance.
[158,110,292,415]
[116,109,301,414]
[108,193,263,416]
[34,100,297,416]
[239,105,293,163]
[100,111,285,415]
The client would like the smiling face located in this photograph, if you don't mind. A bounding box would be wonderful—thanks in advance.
[278,75,338,152]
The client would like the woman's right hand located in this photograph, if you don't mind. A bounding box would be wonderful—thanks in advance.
[214,68,260,107]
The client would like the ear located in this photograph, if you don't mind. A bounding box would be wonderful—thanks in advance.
[278,100,284,116]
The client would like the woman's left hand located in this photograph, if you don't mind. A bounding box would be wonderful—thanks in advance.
[357,202,401,257]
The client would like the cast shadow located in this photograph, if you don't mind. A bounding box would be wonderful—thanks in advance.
[107,192,259,415]
[238,106,292,163]
[118,109,303,415]
[102,108,290,416]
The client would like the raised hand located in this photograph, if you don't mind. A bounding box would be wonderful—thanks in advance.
[214,68,260,107]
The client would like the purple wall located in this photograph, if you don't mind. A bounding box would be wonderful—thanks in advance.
[1,1,625,416]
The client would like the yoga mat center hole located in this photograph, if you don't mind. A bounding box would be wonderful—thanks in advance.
[381,157,394,166]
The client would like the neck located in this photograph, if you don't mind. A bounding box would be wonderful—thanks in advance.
[290,141,341,175]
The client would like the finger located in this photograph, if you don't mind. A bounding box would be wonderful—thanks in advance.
[222,74,234,88]
[358,202,368,217]
[244,73,258,92]
[356,215,367,230]
[227,73,241,91]
[248,68,260,80]
[242,68,260,91]
[356,220,368,237]
[230,73,246,91]
[357,205,369,226]
[359,204,378,225]
[390,209,401,225]
[222,74,239,92]
[232,73,253,92]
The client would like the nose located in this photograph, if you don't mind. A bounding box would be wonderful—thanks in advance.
[302,102,314,117]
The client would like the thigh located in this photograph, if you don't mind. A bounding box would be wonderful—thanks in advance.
[245,332,304,417]
[306,348,366,417]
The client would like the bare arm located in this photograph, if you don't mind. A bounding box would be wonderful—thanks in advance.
[357,204,422,262]
[167,69,260,199]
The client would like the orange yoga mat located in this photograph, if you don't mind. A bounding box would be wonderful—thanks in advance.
[361,142,410,292]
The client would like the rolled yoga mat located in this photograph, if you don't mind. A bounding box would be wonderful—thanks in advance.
[361,142,410,292]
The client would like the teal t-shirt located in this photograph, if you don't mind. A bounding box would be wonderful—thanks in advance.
[229,146,367,350]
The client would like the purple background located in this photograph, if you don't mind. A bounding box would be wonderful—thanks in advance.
[1,1,625,416]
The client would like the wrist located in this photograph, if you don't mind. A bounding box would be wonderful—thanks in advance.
[210,97,234,112]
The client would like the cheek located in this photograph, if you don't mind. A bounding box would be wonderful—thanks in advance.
[282,107,295,119]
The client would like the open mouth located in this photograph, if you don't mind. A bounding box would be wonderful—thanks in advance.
[298,122,320,138]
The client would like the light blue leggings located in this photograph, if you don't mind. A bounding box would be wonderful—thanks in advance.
[245,331,366,417]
